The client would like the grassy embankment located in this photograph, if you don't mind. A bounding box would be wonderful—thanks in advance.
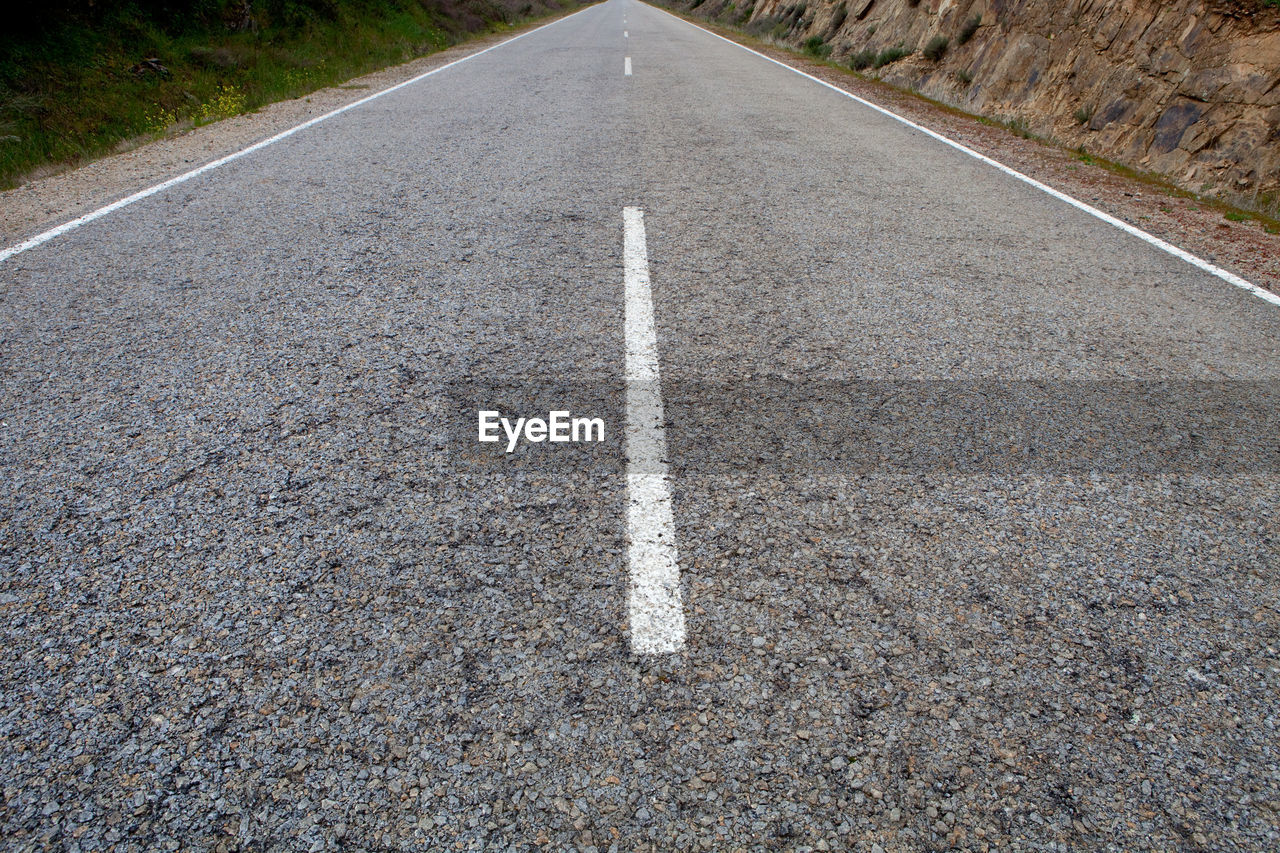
[0,0,581,189]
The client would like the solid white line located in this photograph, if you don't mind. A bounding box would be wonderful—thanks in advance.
[0,4,598,266]
[645,3,1280,308]
[625,56,633,76]
[625,30,629,37]
[623,206,685,655]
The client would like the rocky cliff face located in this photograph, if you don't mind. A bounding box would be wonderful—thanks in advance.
[681,0,1280,206]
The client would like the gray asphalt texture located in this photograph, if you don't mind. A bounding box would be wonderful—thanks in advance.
[3,1,1280,850]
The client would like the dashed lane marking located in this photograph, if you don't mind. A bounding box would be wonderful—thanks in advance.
[622,207,685,656]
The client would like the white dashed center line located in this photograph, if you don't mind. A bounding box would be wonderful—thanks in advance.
[624,56,632,76]
[622,207,685,655]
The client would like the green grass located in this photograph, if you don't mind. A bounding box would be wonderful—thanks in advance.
[1225,211,1249,222]
[0,0,581,189]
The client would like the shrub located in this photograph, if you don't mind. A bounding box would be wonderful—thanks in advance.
[1074,105,1094,125]
[923,35,948,61]
[874,46,911,68]
[849,49,876,70]
[956,69,973,85]
[829,2,847,34]
[745,14,781,36]
[195,83,245,124]
[803,35,831,58]
[958,15,981,45]
[145,106,180,134]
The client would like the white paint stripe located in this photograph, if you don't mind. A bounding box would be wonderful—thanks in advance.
[623,207,685,655]
[645,3,1280,308]
[0,5,597,266]
[625,30,629,38]
[625,56,633,76]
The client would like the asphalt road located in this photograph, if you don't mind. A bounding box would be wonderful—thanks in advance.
[3,1,1280,850]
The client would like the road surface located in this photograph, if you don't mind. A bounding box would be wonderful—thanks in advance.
[2,1,1279,850]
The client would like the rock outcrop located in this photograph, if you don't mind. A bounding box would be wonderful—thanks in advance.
[678,0,1280,206]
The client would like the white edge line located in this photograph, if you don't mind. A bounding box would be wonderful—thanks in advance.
[625,56,633,76]
[0,4,597,266]
[645,3,1280,308]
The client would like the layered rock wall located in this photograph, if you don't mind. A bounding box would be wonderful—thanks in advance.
[684,0,1280,203]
